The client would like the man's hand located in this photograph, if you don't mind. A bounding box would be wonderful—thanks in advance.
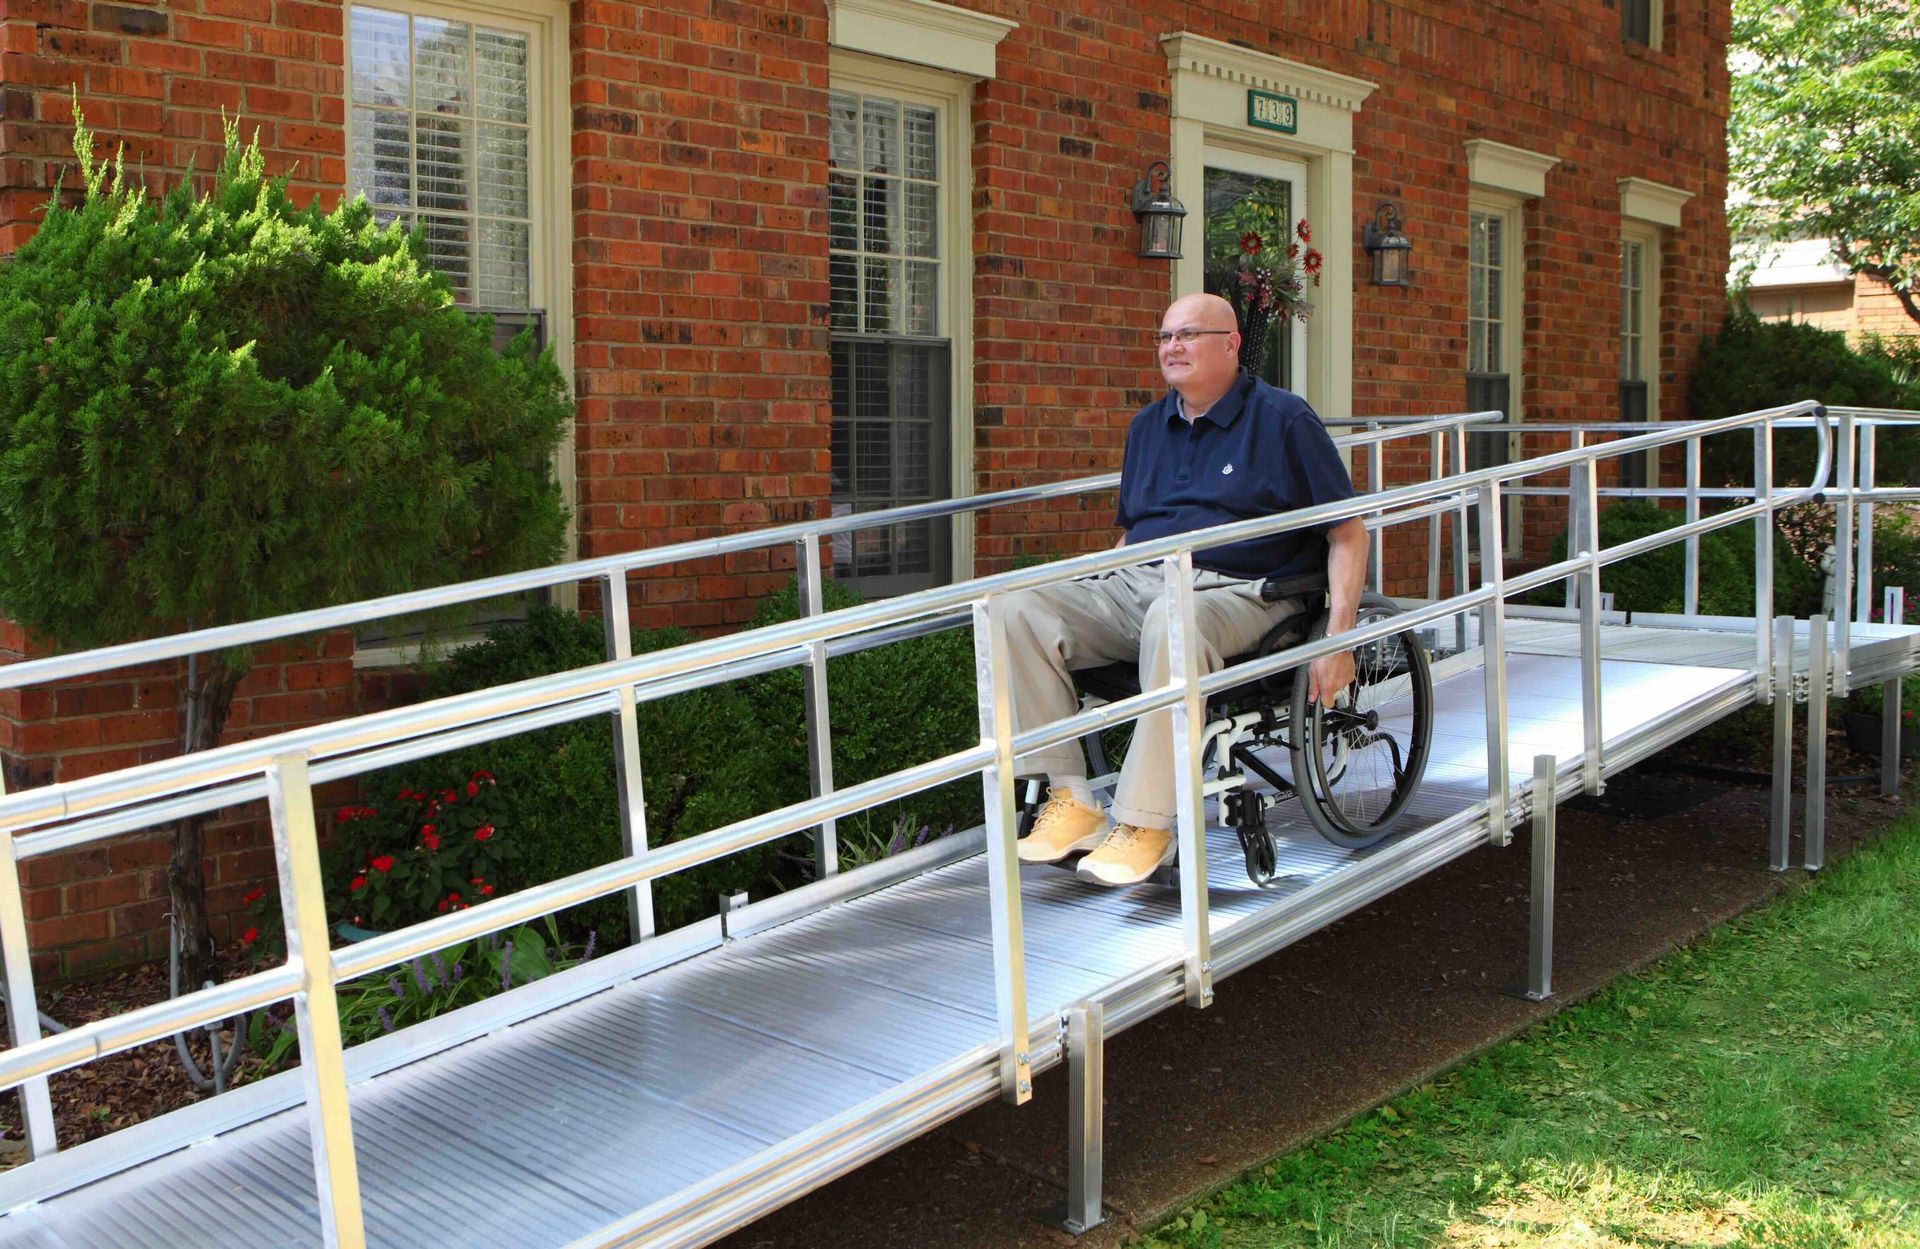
[1312,516,1369,706]
[1307,650,1356,707]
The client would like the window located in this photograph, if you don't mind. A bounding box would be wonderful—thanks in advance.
[349,5,535,311]
[1202,153,1308,395]
[346,1,566,656]
[1622,0,1661,48]
[827,84,953,596]
[1619,229,1660,489]
[1466,200,1524,556]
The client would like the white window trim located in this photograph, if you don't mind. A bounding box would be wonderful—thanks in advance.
[1162,33,1377,421]
[346,0,575,666]
[1619,177,1691,229]
[827,50,978,584]
[828,0,1014,80]
[1622,223,1662,486]
[1463,139,1559,200]
[1468,190,1526,557]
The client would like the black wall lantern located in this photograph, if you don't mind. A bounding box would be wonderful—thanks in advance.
[1130,160,1186,260]
[1362,200,1413,287]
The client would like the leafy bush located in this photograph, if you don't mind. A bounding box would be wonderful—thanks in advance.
[1688,306,1919,489]
[1540,499,1820,617]
[379,581,985,946]
[398,604,785,949]
[246,920,588,1068]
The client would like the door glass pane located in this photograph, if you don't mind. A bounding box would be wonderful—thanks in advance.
[1202,167,1295,390]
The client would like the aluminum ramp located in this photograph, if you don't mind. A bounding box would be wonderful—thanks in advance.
[0,643,1769,1249]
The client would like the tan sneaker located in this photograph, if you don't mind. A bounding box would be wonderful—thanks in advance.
[1016,791,1108,863]
[1076,823,1175,886]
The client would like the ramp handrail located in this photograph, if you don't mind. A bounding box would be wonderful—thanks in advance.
[0,399,1835,1247]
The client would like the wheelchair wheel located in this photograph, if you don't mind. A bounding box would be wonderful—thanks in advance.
[1287,592,1433,850]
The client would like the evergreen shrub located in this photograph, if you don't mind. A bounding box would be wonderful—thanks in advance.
[1541,499,1820,617]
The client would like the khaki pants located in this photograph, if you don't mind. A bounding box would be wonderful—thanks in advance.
[1004,562,1306,829]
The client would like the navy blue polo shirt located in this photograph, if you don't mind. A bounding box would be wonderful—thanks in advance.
[1114,372,1355,579]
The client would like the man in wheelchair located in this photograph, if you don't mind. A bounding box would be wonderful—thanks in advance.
[1010,292,1369,886]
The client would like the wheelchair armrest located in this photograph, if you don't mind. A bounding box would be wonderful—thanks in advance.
[1258,571,1329,603]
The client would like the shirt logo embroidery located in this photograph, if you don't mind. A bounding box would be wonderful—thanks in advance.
[1221,463,1235,475]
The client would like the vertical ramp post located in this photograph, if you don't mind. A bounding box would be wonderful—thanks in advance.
[1563,431,1585,611]
[1165,554,1214,1009]
[1882,587,1905,798]
[795,536,839,879]
[601,571,656,941]
[973,595,1033,1105]
[1451,424,1472,653]
[1855,426,1877,624]
[1754,424,1776,683]
[269,755,367,1249]
[0,801,57,1158]
[1478,482,1512,844]
[1523,755,1557,1001]
[1770,616,1795,872]
[1040,1001,1106,1235]
[1367,430,1385,595]
[1570,462,1605,796]
[1427,429,1443,609]
[1805,614,1828,872]
[1832,410,1854,696]
[1683,439,1702,616]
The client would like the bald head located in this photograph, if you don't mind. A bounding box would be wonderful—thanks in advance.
[1157,293,1243,413]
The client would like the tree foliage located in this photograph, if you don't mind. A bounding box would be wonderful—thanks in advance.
[0,112,572,981]
[0,114,571,651]
[1730,0,1920,326]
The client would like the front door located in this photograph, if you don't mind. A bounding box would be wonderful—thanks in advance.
[1202,149,1309,396]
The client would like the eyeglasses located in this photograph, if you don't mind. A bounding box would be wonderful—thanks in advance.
[1152,328,1234,346]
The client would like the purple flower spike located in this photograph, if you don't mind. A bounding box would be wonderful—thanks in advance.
[452,961,465,983]
[582,931,597,963]
[499,940,514,991]
[411,958,432,995]
[431,952,449,985]
[388,974,405,999]
[377,1006,395,1034]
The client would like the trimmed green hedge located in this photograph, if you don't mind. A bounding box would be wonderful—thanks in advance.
[1541,499,1820,617]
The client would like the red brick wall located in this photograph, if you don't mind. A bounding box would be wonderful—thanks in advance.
[1,0,1733,978]
[1853,271,1920,342]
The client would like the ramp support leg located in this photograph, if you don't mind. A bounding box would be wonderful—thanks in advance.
[1805,615,1828,872]
[1041,1001,1106,1236]
[1770,616,1794,872]
[1885,588,1906,799]
[1523,755,1557,1002]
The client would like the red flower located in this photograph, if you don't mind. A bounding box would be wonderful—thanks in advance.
[1296,218,1311,243]
[1239,230,1263,255]
[370,854,396,874]
[421,830,440,851]
[441,790,459,805]
[479,884,495,897]
[349,874,368,893]
[239,926,258,947]
[474,824,495,843]
[470,876,485,885]
[447,891,462,904]
[336,806,360,824]
[470,770,494,783]
[436,897,450,914]
[466,781,480,798]
[242,887,265,906]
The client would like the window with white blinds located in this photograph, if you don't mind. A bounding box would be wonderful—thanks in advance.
[348,5,534,312]
[827,85,953,596]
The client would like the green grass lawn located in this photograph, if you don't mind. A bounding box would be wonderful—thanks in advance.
[1145,810,1920,1248]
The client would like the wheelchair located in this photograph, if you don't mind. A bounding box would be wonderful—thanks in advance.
[1019,572,1435,887]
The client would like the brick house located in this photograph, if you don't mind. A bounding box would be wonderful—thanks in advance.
[1,0,1730,978]
[1745,238,1920,344]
